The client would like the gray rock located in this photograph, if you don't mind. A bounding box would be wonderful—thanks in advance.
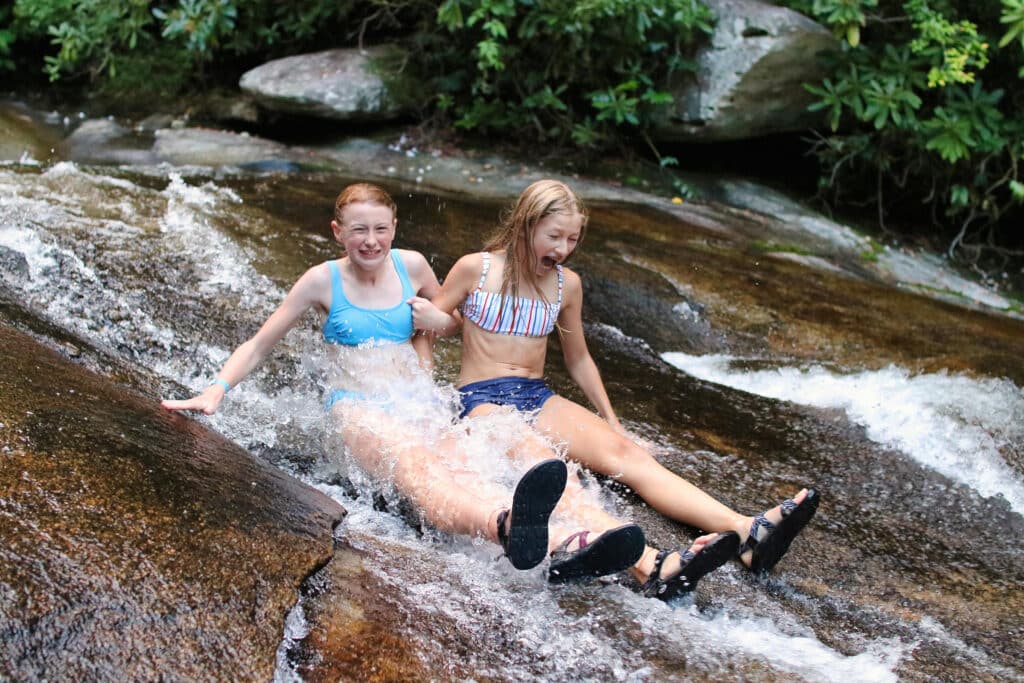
[656,0,837,141]
[63,118,161,165]
[153,128,299,167]
[0,245,30,285]
[239,45,409,121]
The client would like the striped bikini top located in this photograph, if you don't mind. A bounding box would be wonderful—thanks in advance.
[461,252,563,337]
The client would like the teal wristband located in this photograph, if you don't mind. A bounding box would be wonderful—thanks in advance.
[212,378,231,393]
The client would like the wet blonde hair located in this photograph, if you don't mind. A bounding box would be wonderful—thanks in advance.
[484,179,588,302]
[333,182,397,224]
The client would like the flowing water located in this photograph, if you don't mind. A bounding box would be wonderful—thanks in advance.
[2,159,1022,681]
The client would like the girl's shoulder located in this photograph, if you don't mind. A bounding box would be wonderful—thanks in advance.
[305,259,338,283]
[559,263,581,285]
[443,252,490,291]
[287,260,335,308]
[558,265,582,297]
[394,248,426,269]
[394,248,439,286]
[451,251,488,273]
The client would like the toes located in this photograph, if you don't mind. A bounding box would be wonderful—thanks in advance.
[689,533,716,554]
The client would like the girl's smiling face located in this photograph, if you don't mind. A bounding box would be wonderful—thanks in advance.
[331,201,397,270]
[532,212,583,275]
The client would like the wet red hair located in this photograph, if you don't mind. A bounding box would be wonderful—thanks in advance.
[333,183,397,223]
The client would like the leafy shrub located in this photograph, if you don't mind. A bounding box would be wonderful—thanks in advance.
[8,0,400,83]
[780,0,1024,261]
[415,0,714,156]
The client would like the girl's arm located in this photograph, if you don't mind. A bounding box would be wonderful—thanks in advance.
[161,265,327,415]
[410,253,480,334]
[557,269,623,430]
[411,330,435,369]
[401,250,443,367]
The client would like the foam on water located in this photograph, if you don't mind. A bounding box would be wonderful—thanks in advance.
[662,353,1024,514]
[0,166,261,357]
[158,173,270,298]
[691,610,904,682]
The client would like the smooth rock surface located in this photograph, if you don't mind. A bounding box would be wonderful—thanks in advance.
[0,323,345,681]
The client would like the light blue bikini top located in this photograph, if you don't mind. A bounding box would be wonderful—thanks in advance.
[322,251,415,346]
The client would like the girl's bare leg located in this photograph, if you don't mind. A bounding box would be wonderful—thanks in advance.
[340,416,506,542]
[467,406,640,550]
[530,397,811,568]
[530,397,751,534]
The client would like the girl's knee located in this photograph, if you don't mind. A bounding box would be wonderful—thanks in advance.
[612,437,653,464]
[605,441,664,484]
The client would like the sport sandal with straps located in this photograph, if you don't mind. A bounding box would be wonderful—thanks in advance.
[641,531,740,601]
[548,524,646,584]
[495,459,568,570]
[740,488,820,574]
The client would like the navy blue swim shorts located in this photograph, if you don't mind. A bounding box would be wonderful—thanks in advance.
[457,376,556,419]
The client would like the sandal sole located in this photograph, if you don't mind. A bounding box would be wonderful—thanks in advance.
[548,524,646,584]
[750,488,820,574]
[505,459,567,570]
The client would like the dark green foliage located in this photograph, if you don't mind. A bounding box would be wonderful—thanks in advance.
[6,0,399,83]
[779,0,1024,260]
[0,6,15,72]
[423,0,714,151]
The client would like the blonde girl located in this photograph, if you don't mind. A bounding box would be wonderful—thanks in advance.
[413,179,819,588]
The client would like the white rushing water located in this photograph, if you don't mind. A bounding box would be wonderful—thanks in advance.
[661,353,1024,515]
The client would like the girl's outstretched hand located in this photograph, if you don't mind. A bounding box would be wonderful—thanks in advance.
[161,385,225,415]
[408,296,457,334]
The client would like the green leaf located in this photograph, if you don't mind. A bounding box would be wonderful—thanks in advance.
[950,184,970,207]
[1010,180,1024,201]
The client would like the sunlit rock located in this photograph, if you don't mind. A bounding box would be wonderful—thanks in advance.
[153,128,299,167]
[0,324,345,680]
[240,46,410,122]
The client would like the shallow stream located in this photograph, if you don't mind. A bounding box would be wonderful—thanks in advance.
[2,160,1022,681]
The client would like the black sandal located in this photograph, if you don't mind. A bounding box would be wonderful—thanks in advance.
[496,459,567,570]
[641,531,739,601]
[740,488,819,574]
[548,524,646,584]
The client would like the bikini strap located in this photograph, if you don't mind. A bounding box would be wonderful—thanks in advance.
[391,250,416,299]
[555,264,564,309]
[475,252,490,291]
[326,259,346,311]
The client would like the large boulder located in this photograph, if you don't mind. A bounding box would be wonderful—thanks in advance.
[655,0,837,141]
[239,45,410,122]
[0,323,345,681]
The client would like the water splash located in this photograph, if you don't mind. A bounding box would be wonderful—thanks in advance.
[662,353,1024,514]
[312,480,903,682]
